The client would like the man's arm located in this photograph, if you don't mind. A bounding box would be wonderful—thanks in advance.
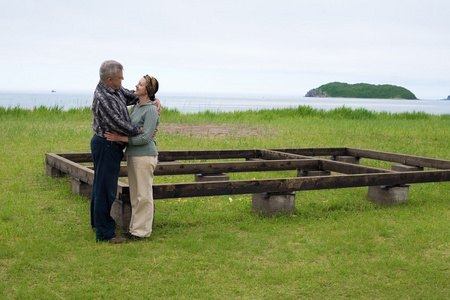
[120,85,162,115]
[97,97,140,136]
[152,97,162,115]
[120,86,139,106]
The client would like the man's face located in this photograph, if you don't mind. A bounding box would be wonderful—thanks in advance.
[106,70,124,90]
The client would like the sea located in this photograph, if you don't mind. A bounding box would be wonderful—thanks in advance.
[1,92,449,115]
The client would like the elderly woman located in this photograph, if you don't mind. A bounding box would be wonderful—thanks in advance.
[104,75,160,240]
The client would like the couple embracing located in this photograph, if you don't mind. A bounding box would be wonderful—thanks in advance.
[90,60,161,244]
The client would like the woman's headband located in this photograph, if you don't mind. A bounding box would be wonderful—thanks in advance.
[144,75,158,97]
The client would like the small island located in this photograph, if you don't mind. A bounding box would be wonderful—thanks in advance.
[305,82,417,99]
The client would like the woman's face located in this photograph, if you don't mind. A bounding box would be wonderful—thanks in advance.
[135,77,147,96]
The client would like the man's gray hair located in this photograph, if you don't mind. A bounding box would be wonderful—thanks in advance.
[99,60,123,80]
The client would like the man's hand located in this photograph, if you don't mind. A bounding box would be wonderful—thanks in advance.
[153,97,162,115]
[104,131,128,143]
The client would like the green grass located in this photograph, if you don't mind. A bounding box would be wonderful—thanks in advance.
[0,106,449,299]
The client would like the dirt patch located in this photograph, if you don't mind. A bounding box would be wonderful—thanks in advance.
[159,123,267,137]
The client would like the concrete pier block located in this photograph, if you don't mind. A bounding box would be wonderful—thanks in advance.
[298,169,331,177]
[46,164,64,177]
[111,197,132,232]
[195,173,230,182]
[368,185,409,205]
[331,155,360,164]
[391,164,424,172]
[252,192,295,215]
[71,178,92,199]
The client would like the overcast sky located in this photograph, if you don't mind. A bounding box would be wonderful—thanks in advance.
[0,0,449,99]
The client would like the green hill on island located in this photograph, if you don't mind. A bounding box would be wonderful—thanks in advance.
[305,82,417,99]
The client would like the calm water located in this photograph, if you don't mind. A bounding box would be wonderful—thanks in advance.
[1,92,449,115]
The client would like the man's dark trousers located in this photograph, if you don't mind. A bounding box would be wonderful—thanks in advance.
[90,134,124,241]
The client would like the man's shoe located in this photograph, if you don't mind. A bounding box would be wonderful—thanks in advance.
[109,236,127,244]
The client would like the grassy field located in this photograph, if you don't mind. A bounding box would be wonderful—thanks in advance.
[0,105,449,299]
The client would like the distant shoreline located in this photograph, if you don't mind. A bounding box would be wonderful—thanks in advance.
[0,92,449,115]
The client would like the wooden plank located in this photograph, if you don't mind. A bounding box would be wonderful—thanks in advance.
[261,150,393,174]
[58,148,347,162]
[58,152,128,163]
[260,149,311,160]
[319,160,394,174]
[154,159,320,175]
[58,150,261,162]
[270,147,348,157]
[47,154,130,196]
[346,148,450,169]
[57,153,93,163]
[151,170,450,199]
[157,149,261,161]
[45,153,95,184]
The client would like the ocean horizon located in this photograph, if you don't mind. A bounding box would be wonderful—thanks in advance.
[1,91,449,115]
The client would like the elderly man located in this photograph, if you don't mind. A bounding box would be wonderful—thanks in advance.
[90,60,161,244]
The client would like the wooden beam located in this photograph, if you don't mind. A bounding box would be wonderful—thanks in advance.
[58,149,261,163]
[260,149,311,160]
[157,149,261,161]
[150,170,450,199]
[154,159,320,175]
[346,148,450,169]
[45,153,95,184]
[318,160,394,174]
[270,147,348,157]
[261,150,393,174]
[57,152,93,163]
[58,152,127,163]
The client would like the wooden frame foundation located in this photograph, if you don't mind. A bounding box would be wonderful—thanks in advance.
[45,147,450,200]
[45,147,450,227]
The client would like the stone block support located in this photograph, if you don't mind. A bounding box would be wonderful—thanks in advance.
[252,192,295,215]
[46,164,64,177]
[71,178,92,199]
[195,173,230,182]
[391,164,424,172]
[111,196,132,232]
[331,155,360,164]
[368,185,409,205]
